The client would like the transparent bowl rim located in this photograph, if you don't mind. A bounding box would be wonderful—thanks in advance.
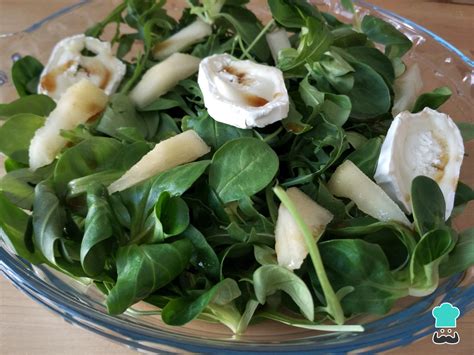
[0,0,473,353]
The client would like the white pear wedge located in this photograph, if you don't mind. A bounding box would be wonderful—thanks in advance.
[328,160,411,226]
[153,20,212,60]
[108,130,210,193]
[29,79,108,170]
[275,187,333,271]
[129,53,201,108]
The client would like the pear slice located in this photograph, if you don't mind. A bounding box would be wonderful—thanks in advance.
[328,160,411,226]
[108,130,210,193]
[275,187,333,271]
[129,53,201,108]
[265,28,291,63]
[153,20,212,60]
[29,79,107,170]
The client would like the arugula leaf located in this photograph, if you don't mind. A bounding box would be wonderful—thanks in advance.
[412,86,452,113]
[268,0,322,29]
[219,5,270,61]
[279,17,333,71]
[209,138,279,203]
[11,56,43,96]
[253,264,314,321]
[361,15,412,59]
[33,181,66,264]
[81,187,116,276]
[162,278,241,326]
[0,95,55,120]
[0,113,44,164]
[0,192,44,264]
[106,239,192,314]
[182,111,253,150]
[411,176,446,235]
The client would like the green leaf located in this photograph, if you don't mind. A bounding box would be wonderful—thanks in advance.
[361,15,412,59]
[282,98,312,134]
[0,114,44,164]
[453,181,474,212]
[253,264,314,321]
[54,138,148,195]
[456,122,474,142]
[319,239,408,315]
[412,86,452,113]
[80,187,115,276]
[161,278,241,326]
[257,311,364,332]
[346,62,391,119]
[253,244,277,266]
[340,0,355,13]
[143,192,190,243]
[315,182,346,219]
[279,17,333,71]
[182,225,220,280]
[106,239,192,315]
[0,165,53,210]
[182,111,252,150]
[0,192,44,264]
[0,95,55,120]
[346,137,382,177]
[209,138,279,203]
[439,228,474,277]
[33,181,66,264]
[96,94,153,140]
[321,93,351,127]
[344,46,395,85]
[299,76,324,114]
[409,228,454,296]
[220,6,270,61]
[332,27,367,48]
[411,176,446,235]
[267,0,322,29]
[67,170,124,198]
[11,56,43,96]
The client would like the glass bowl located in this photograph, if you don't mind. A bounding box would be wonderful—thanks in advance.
[0,0,472,352]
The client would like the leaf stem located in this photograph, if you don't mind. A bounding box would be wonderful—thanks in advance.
[239,19,275,60]
[273,186,345,325]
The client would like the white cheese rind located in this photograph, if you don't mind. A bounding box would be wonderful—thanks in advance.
[266,28,291,63]
[29,80,108,170]
[129,53,201,108]
[391,63,423,116]
[197,54,289,129]
[374,108,464,219]
[328,160,411,226]
[38,34,126,101]
[275,188,333,271]
[108,130,210,193]
[153,20,212,60]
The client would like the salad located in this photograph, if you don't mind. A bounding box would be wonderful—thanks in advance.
[0,0,473,334]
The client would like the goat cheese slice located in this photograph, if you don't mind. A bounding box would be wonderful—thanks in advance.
[198,54,289,129]
[374,108,464,219]
[38,34,126,101]
[392,63,423,116]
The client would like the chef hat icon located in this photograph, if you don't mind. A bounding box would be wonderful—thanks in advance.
[432,302,460,328]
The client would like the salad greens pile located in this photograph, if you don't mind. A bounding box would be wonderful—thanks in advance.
[0,0,473,334]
